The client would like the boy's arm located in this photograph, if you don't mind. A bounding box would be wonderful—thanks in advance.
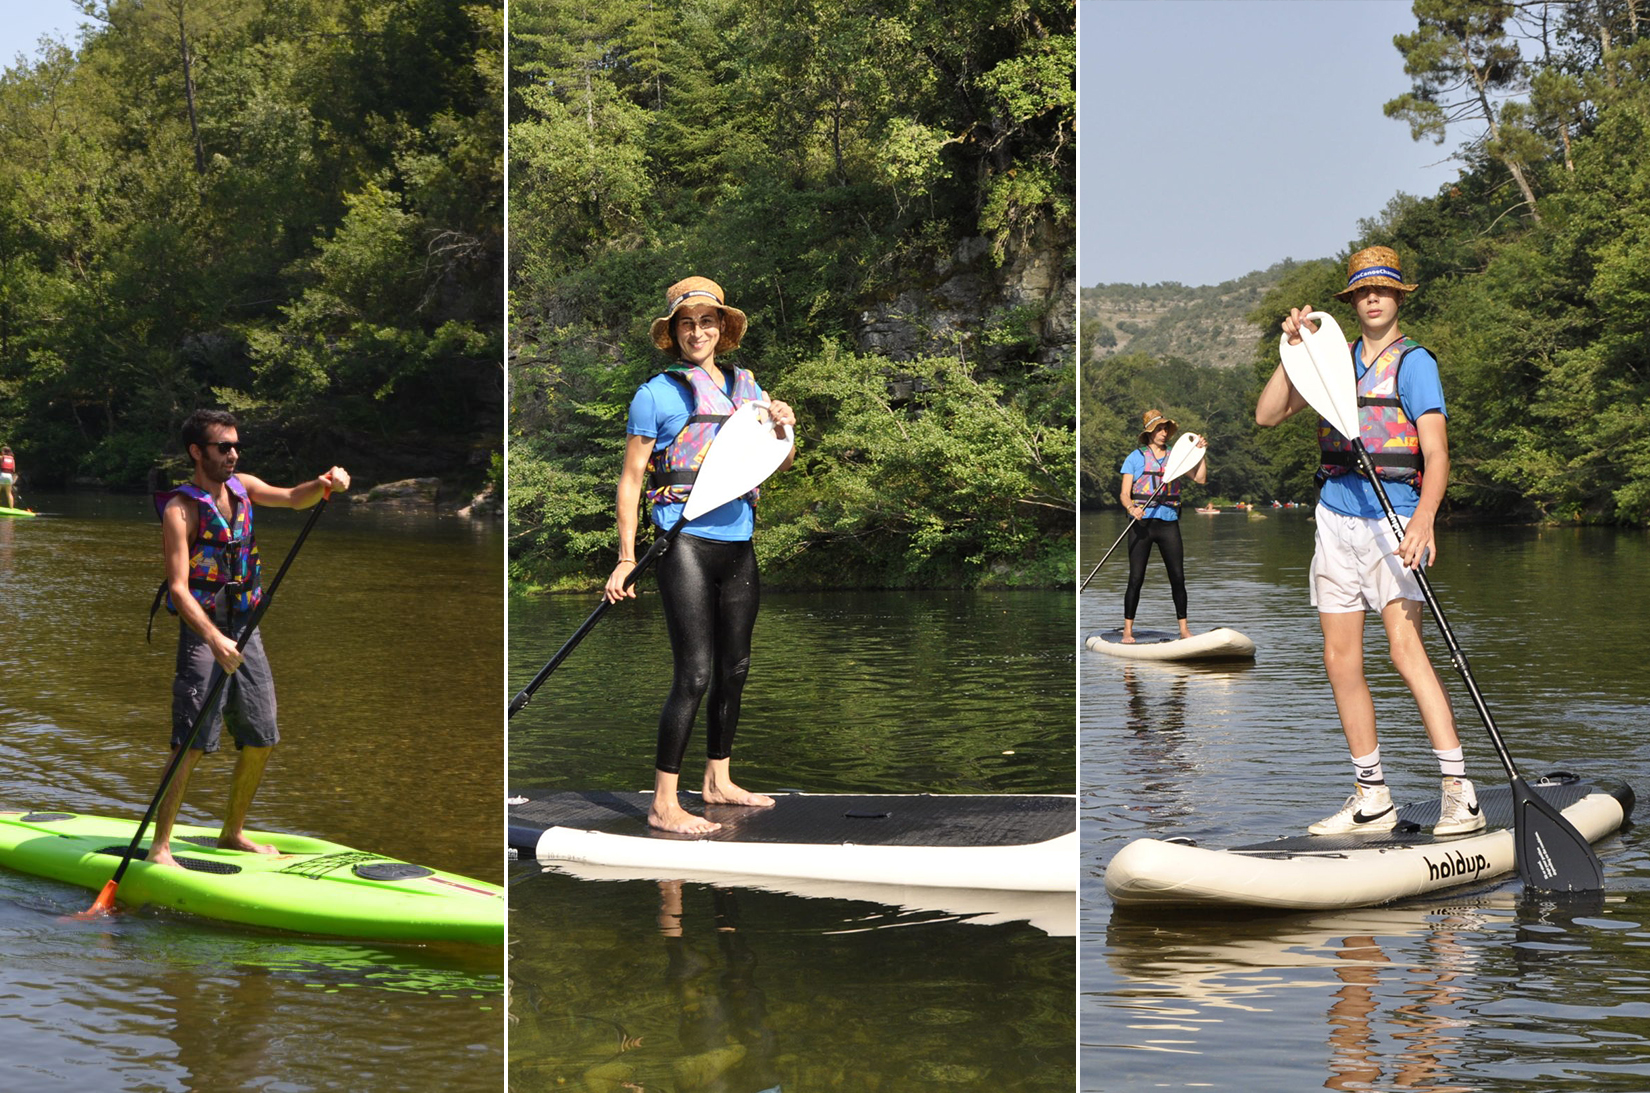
[1256,306,1319,427]
[238,469,350,509]
[1398,412,1449,569]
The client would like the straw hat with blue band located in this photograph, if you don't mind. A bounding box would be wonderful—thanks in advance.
[1331,245,1419,301]
[649,276,749,351]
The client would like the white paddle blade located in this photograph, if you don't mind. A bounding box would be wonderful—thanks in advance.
[1278,311,1359,439]
[680,401,795,520]
[1163,431,1207,482]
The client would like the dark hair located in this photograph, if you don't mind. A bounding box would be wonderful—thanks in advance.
[181,409,238,462]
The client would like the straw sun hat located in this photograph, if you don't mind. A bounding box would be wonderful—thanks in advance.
[1138,409,1177,445]
[1332,245,1419,301]
[648,276,749,352]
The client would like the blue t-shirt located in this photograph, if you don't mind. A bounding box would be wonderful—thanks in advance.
[1120,448,1182,522]
[1318,340,1446,519]
[627,370,766,540]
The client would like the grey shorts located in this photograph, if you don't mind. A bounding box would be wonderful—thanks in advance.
[172,618,279,752]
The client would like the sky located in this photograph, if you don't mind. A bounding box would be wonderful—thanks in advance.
[1079,0,1467,288]
[0,0,90,71]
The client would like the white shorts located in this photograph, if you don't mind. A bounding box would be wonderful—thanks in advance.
[1310,502,1424,613]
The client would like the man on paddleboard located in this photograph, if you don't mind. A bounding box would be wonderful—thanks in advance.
[1255,246,1483,838]
[147,409,350,868]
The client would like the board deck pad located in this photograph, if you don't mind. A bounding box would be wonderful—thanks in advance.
[0,810,503,942]
[1229,779,1599,857]
[509,791,1074,851]
[1094,628,1179,645]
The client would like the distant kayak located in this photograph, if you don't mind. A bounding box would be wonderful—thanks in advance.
[1086,628,1256,662]
[0,810,503,943]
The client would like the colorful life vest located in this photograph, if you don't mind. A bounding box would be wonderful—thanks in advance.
[146,476,263,639]
[1319,337,1426,487]
[645,365,765,506]
[1129,447,1181,509]
[0,453,13,474]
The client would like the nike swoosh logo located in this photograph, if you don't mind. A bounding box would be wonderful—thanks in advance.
[1353,807,1394,824]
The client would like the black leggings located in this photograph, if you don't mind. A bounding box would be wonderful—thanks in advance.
[654,534,760,775]
[1123,517,1188,621]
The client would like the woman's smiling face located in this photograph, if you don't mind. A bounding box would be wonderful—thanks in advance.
[674,304,722,365]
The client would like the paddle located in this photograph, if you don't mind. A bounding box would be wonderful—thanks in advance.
[507,401,794,719]
[1079,431,1207,592]
[1281,311,1604,892]
[80,488,333,917]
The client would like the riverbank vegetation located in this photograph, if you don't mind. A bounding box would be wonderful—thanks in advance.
[1085,1,1650,526]
[508,0,1075,591]
[0,0,502,492]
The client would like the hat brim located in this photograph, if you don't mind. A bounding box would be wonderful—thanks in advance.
[1139,419,1177,443]
[1333,277,1418,301]
[650,305,748,352]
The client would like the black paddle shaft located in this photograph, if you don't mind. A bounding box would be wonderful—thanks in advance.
[1350,441,1603,891]
[1078,481,1169,592]
[104,494,333,889]
[507,522,683,719]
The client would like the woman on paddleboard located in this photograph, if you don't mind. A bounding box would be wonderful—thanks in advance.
[1119,410,1206,643]
[1255,246,1482,838]
[604,277,797,835]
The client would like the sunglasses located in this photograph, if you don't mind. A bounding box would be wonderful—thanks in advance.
[206,441,244,455]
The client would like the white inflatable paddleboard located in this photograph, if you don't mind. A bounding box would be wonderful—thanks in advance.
[509,790,1075,893]
[1085,628,1256,662]
[1106,776,1633,911]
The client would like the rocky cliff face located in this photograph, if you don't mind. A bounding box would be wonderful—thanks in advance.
[854,222,1075,370]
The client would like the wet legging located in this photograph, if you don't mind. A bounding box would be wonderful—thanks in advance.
[1123,517,1188,621]
[654,533,760,774]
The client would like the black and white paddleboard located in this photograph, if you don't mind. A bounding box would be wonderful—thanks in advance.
[1086,627,1256,662]
[509,790,1075,892]
[1106,775,1634,911]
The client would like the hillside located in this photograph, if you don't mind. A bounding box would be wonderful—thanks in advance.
[1081,261,1299,368]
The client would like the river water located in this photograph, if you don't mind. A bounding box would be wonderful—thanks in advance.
[0,492,504,1092]
[509,587,1077,1091]
[1082,508,1650,1092]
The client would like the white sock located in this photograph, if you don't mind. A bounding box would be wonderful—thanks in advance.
[1433,746,1466,779]
[1352,747,1385,788]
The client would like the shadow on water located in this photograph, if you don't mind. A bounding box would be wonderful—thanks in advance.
[1084,510,1650,1092]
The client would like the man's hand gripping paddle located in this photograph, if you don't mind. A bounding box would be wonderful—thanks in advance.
[1079,431,1207,592]
[507,402,794,719]
[79,489,334,918]
[1281,311,1604,893]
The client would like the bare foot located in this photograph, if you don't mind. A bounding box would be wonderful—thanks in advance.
[146,847,181,868]
[1120,633,1136,645]
[218,835,280,855]
[1179,627,1193,640]
[649,804,720,835]
[702,782,776,808]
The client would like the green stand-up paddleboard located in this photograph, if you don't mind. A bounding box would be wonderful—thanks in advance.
[0,810,502,943]
[0,506,36,518]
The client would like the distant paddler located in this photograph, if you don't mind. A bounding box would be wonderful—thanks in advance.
[604,277,797,836]
[146,409,350,869]
[1119,410,1207,643]
[0,445,17,508]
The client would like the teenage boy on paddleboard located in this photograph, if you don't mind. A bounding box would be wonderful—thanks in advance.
[1255,246,1483,837]
[146,409,350,868]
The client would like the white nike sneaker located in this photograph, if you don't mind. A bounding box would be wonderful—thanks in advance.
[1308,783,1398,835]
[1435,776,1485,835]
